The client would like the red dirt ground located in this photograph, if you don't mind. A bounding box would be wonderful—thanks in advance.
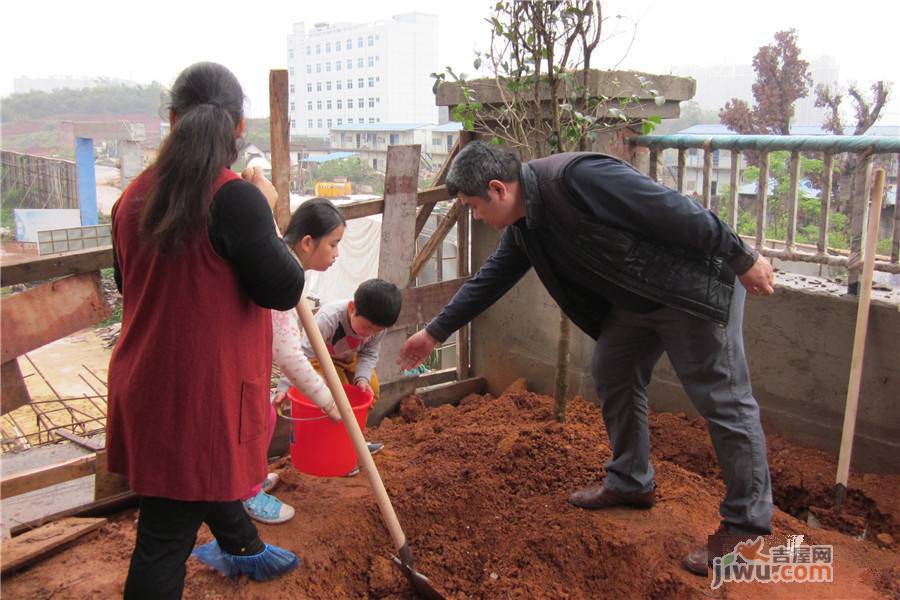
[4,380,899,599]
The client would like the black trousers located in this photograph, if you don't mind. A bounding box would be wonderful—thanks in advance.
[123,496,263,600]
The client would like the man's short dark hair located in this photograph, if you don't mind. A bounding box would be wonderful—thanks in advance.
[446,141,521,199]
[354,278,402,328]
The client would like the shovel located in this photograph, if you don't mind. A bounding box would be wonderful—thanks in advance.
[294,298,444,599]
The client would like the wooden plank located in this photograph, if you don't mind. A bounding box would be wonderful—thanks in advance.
[337,185,448,221]
[408,199,463,282]
[0,517,106,575]
[9,492,135,537]
[0,246,113,287]
[54,430,102,451]
[1,454,96,500]
[1,360,30,415]
[419,377,486,408]
[390,277,469,330]
[93,449,129,500]
[1,272,109,363]
[375,146,421,385]
[269,70,291,234]
[457,204,471,380]
[415,139,461,236]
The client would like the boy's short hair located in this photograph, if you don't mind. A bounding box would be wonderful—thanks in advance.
[354,278,402,328]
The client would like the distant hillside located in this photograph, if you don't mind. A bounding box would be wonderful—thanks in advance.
[1,83,165,122]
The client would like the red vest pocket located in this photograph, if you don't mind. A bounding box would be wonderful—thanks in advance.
[239,379,268,444]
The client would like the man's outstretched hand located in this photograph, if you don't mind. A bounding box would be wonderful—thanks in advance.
[397,329,438,371]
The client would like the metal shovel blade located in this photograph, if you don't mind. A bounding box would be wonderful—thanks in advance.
[392,544,444,600]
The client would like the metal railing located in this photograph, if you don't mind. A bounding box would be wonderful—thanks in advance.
[630,135,900,280]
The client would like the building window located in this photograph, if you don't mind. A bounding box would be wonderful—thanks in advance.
[326,100,332,109]
[317,100,322,110]
[306,46,311,56]
[336,80,342,90]
[307,101,313,111]
[347,99,353,108]
[390,133,399,144]
[289,67,294,76]
[357,36,363,48]
[289,84,295,94]
[368,35,374,46]
[358,78,364,88]
[327,62,332,72]
[357,57,364,68]
[335,61,341,71]
[337,99,343,109]
[337,118,342,125]
[347,118,353,124]
[317,119,323,128]
[358,97,364,108]
[346,59,352,70]
[372,158,378,170]
[307,119,313,128]
[316,44,321,54]
[368,77,374,88]
[290,102,295,111]
[316,82,322,92]
[327,119,332,128]
[447,135,454,151]
[368,56,374,67]
[347,38,352,50]
[368,97,375,108]
[369,117,375,123]
[326,81,332,91]
[335,40,341,51]
[325,42,331,53]
[316,63,321,73]
[289,49,294,59]
[347,79,353,89]
[306,83,312,92]
[306,65,311,74]
[290,119,296,128]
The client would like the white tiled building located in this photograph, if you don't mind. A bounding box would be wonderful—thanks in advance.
[286,13,439,138]
[329,121,463,173]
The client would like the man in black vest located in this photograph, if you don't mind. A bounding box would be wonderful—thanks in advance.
[398,141,775,576]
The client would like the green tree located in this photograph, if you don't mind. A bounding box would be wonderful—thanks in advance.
[305,157,384,195]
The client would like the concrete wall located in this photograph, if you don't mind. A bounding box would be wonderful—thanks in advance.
[470,222,900,474]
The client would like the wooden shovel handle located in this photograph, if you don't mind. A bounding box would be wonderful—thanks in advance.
[835,168,886,487]
[294,299,407,550]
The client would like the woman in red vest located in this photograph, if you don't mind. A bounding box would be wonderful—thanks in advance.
[107,62,304,599]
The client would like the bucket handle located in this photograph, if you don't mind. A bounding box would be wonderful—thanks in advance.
[275,402,331,423]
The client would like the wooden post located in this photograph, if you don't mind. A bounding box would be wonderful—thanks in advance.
[676,149,686,194]
[457,202,470,380]
[755,152,770,249]
[728,150,740,229]
[818,153,834,255]
[785,150,801,251]
[892,157,900,264]
[835,169,886,507]
[375,145,421,386]
[648,148,659,182]
[269,70,291,233]
[702,146,713,209]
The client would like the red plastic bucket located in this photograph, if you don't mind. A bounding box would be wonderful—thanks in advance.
[286,383,373,477]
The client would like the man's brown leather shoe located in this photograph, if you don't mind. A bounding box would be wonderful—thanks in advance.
[567,484,656,510]
[682,546,709,576]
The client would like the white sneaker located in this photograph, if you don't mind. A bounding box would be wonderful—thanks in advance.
[243,490,295,524]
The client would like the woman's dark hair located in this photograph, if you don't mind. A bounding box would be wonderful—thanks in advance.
[283,197,346,246]
[140,62,244,252]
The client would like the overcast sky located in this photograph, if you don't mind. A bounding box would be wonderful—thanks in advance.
[2,0,898,122]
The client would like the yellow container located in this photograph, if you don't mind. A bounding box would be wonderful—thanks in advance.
[314,181,353,197]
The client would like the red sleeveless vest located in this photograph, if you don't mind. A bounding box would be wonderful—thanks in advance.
[107,168,272,501]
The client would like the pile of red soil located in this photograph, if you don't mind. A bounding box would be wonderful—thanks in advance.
[4,381,899,599]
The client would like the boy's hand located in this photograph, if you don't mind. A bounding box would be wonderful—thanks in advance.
[397,330,437,370]
[355,378,374,398]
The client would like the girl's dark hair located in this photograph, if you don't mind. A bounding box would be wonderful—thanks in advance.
[283,197,346,245]
[140,62,244,252]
